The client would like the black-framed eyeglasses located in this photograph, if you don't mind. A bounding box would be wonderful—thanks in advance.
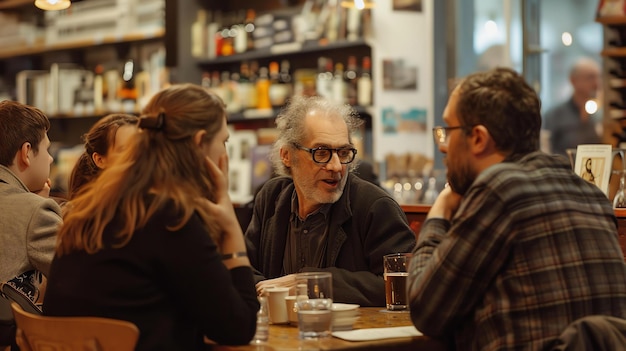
[293,144,357,164]
[432,126,468,148]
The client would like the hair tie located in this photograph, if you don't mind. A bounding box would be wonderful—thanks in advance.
[138,112,165,130]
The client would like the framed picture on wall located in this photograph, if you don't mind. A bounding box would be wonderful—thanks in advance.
[574,144,613,196]
[393,0,422,12]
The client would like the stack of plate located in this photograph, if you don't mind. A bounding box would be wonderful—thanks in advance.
[331,303,360,331]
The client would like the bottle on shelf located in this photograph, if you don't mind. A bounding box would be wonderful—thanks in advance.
[316,57,334,99]
[118,59,139,113]
[358,56,372,106]
[73,72,95,116]
[201,71,211,89]
[345,55,358,106]
[228,71,242,113]
[219,71,234,108]
[192,9,207,58]
[268,61,291,108]
[256,66,272,110]
[238,62,255,110]
[93,64,104,114]
[332,62,346,104]
[232,9,248,54]
[244,9,256,52]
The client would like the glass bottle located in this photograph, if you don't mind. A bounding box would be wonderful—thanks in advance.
[614,170,626,208]
[358,56,372,106]
[251,296,269,344]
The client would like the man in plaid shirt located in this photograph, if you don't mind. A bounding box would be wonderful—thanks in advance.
[409,67,626,351]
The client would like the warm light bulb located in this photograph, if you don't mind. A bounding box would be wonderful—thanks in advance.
[561,32,573,46]
[340,0,375,9]
[484,20,498,33]
[585,99,598,114]
[34,0,71,11]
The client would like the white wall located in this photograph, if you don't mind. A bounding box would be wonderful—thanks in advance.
[369,0,435,163]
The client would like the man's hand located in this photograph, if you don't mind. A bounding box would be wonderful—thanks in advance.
[427,186,462,221]
[256,274,298,296]
[33,178,51,198]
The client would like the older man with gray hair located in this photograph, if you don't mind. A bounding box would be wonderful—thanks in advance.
[245,95,416,307]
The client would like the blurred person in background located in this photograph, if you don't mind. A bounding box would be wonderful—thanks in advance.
[543,57,602,157]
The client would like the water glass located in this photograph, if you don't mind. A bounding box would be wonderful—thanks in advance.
[295,272,333,339]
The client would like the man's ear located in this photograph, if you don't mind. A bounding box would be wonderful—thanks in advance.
[16,142,31,169]
[469,125,494,155]
[194,130,206,147]
[280,147,291,168]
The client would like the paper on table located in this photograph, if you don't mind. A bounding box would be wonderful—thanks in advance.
[332,326,422,341]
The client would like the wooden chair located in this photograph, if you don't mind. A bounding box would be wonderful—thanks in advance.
[10,303,139,351]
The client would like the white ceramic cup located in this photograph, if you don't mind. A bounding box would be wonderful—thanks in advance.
[285,295,298,324]
[266,287,290,324]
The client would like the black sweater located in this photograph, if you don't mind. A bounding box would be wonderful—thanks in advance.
[44,208,259,351]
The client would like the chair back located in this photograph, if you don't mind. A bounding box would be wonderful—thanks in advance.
[10,303,139,351]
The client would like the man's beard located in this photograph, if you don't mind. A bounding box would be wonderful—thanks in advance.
[447,158,475,196]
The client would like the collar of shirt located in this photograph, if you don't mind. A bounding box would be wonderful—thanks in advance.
[289,188,332,221]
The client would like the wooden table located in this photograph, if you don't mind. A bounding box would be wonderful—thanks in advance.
[207,307,447,351]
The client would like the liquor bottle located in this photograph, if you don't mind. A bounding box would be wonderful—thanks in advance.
[93,64,104,114]
[201,71,211,89]
[345,56,358,106]
[228,71,242,113]
[316,57,334,99]
[256,66,272,110]
[358,56,372,106]
[332,62,346,104]
[73,72,94,116]
[268,61,290,108]
[191,9,207,58]
[233,9,247,54]
[118,59,138,113]
[238,62,255,110]
[244,9,256,52]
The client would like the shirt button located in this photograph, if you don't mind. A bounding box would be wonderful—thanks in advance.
[303,230,308,234]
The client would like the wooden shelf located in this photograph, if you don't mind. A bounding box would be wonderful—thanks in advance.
[0,0,32,10]
[227,105,372,124]
[0,28,165,60]
[602,47,626,57]
[597,16,626,25]
[197,39,370,67]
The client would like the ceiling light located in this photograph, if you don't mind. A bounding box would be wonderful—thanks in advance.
[340,0,375,10]
[34,0,71,11]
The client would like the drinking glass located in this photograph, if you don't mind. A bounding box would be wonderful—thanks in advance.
[615,170,626,208]
[383,253,411,311]
[295,272,333,339]
[614,149,626,209]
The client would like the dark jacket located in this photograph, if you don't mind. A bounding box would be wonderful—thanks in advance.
[245,173,416,307]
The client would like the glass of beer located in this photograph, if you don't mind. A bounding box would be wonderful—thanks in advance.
[383,253,411,311]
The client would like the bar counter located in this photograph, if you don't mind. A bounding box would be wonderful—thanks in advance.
[402,205,626,261]
[208,307,447,351]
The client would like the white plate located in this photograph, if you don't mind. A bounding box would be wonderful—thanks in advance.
[331,303,360,311]
[332,316,359,331]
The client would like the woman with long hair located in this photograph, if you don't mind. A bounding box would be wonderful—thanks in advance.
[43,84,259,350]
[68,113,138,199]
